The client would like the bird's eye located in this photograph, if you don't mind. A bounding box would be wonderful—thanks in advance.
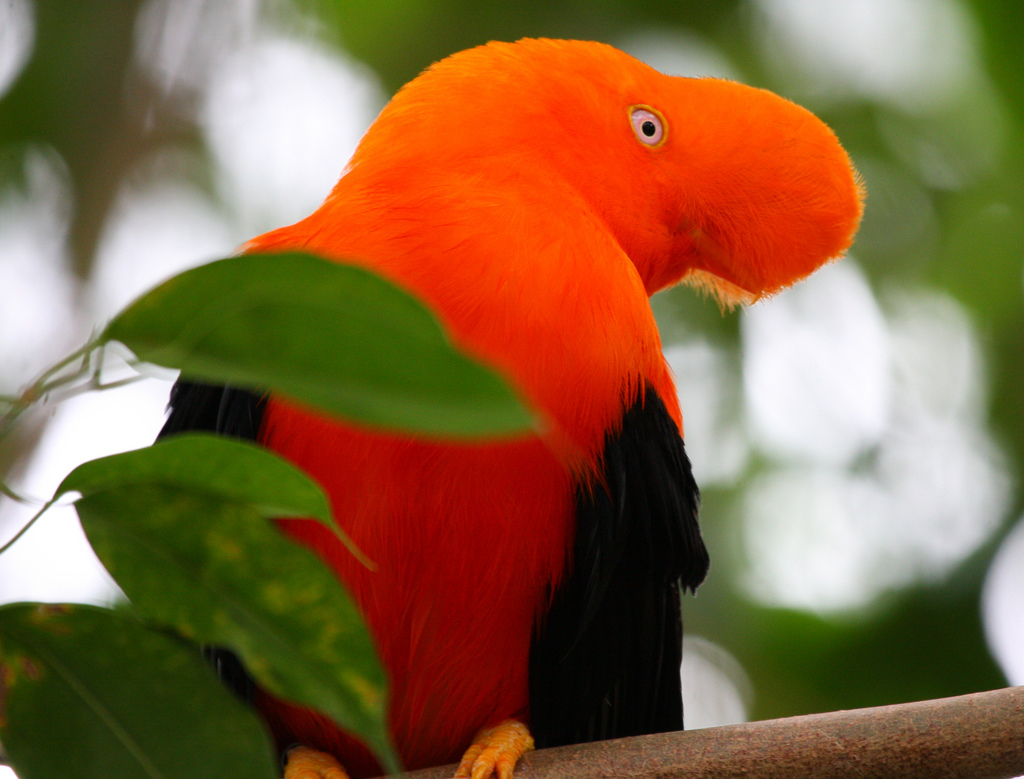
[630,107,665,147]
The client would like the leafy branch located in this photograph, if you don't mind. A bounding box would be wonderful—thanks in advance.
[0,251,536,779]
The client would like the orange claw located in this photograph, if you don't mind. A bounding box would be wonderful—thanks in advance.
[454,719,535,779]
[283,745,350,779]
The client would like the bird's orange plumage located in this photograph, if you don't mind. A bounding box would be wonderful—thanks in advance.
[240,39,862,775]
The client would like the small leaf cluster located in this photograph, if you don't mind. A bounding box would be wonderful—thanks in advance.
[0,252,535,779]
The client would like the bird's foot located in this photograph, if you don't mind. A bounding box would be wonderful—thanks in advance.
[454,719,534,779]
[283,745,350,779]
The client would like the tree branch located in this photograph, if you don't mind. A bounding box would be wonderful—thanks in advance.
[397,686,1024,779]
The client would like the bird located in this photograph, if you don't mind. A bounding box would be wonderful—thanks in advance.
[159,38,863,779]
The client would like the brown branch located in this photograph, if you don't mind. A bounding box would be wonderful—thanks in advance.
[397,686,1024,779]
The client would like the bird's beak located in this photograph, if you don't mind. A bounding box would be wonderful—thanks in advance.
[680,220,759,308]
[658,77,864,308]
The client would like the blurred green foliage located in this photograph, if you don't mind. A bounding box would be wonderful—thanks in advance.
[1,0,1021,729]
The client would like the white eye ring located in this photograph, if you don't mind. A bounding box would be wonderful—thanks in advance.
[630,106,665,146]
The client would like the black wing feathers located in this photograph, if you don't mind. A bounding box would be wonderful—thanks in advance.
[157,379,267,704]
[159,381,266,441]
[529,385,708,748]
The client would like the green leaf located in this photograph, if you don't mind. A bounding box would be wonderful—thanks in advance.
[101,251,536,438]
[56,434,371,567]
[73,483,399,773]
[58,433,330,521]
[0,603,278,779]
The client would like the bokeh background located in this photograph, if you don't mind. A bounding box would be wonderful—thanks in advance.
[2,0,1023,772]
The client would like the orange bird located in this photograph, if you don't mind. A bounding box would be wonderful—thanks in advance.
[160,39,862,779]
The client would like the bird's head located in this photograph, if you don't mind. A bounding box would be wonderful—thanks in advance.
[347,38,864,305]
